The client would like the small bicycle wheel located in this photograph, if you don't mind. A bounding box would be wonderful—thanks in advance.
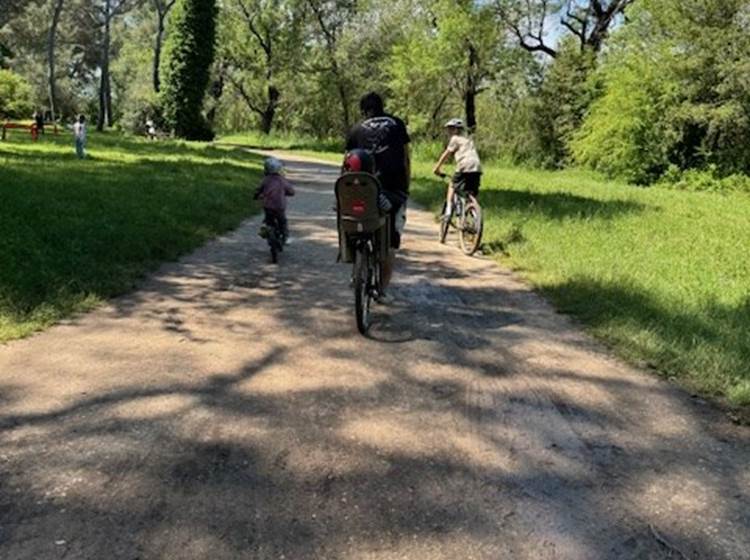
[439,202,450,244]
[459,198,483,256]
[354,246,371,334]
[269,228,281,263]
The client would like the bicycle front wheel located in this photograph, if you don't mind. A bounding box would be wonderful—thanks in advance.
[459,197,483,256]
[353,245,372,334]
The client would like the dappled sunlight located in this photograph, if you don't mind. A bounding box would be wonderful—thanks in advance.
[109,393,198,420]
[339,413,513,471]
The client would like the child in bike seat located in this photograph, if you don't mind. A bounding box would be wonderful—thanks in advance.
[254,157,295,243]
[432,118,482,217]
[342,149,392,213]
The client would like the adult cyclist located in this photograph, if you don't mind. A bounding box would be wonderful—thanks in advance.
[345,92,411,298]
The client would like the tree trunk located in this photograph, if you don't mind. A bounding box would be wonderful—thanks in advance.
[153,11,165,92]
[47,0,64,123]
[334,71,350,131]
[261,85,280,134]
[96,0,111,132]
[97,0,111,131]
[464,44,478,133]
[206,62,226,128]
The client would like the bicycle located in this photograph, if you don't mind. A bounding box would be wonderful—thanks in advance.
[335,172,389,334]
[437,172,483,256]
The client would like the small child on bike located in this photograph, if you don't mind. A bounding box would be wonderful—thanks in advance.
[432,118,482,218]
[255,157,295,243]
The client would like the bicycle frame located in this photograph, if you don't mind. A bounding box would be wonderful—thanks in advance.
[438,173,483,255]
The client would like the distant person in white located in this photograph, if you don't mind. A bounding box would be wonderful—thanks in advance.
[433,118,482,217]
[73,114,87,159]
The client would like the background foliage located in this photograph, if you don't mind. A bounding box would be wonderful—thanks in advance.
[1,0,749,176]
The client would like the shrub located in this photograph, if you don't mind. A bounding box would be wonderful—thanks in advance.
[658,165,750,194]
[120,94,169,136]
[0,69,33,119]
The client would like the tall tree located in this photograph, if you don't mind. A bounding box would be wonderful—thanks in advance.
[389,0,499,135]
[151,0,176,92]
[305,0,356,131]
[161,0,218,139]
[46,0,64,121]
[76,0,138,130]
[221,0,298,134]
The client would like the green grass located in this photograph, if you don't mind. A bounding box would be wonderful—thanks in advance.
[219,130,343,153]
[1,132,263,342]
[410,161,750,407]
[226,132,750,408]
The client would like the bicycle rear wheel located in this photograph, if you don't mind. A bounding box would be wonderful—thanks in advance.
[269,234,279,263]
[459,197,483,256]
[353,244,372,334]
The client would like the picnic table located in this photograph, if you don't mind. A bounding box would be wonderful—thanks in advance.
[1,120,59,141]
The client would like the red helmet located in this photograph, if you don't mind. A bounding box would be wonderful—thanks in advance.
[343,149,375,174]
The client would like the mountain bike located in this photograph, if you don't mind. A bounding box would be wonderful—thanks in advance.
[437,172,483,256]
[335,172,389,335]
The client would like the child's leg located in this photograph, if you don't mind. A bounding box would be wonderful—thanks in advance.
[445,183,455,217]
[278,213,289,240]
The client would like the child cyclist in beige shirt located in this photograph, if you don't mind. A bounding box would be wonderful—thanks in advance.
[432,118,482,219]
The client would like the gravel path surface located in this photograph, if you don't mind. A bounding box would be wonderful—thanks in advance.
[0,154,748,559]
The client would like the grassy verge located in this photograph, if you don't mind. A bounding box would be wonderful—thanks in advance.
[410,161,750,408]
[1,132,263,342]
[219,130,343,153]
[225,132,750,408]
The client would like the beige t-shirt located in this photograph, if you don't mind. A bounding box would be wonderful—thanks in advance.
[447,135,481,173]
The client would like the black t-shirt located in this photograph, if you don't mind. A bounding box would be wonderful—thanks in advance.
[345,114,410,203]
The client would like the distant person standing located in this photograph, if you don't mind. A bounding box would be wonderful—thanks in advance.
[146,118,157,140]
[73,115,87,159]
[34,110,45,135]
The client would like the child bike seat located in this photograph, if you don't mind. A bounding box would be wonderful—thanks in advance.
[335,172,387,234]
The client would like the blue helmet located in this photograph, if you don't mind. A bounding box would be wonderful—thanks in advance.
[264,157,284,175]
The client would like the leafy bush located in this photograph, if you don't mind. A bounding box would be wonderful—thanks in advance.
[532,40,598,168]
[120,94,169,136]
[570,46,678,184]
[0,68,32,119]
[658,165,750,194]
[573,0,750,184]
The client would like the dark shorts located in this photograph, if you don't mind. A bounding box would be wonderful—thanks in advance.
[453,171,481,196]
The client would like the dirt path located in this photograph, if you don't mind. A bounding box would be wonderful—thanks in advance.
[1,155,748,560]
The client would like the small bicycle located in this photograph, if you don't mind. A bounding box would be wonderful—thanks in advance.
[437,172,483,256]
[260,217,286,264]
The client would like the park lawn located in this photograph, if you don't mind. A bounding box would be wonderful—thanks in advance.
[222,133,750,408]
[1,132,263,342]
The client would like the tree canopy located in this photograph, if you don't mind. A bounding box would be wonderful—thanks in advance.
[1,0,750,185]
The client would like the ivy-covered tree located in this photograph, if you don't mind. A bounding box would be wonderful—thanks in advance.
[161,0,217,140]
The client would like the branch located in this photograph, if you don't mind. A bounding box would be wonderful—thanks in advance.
[495,3,557,58]
[226,72,265,117]
[237,0,272,56]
